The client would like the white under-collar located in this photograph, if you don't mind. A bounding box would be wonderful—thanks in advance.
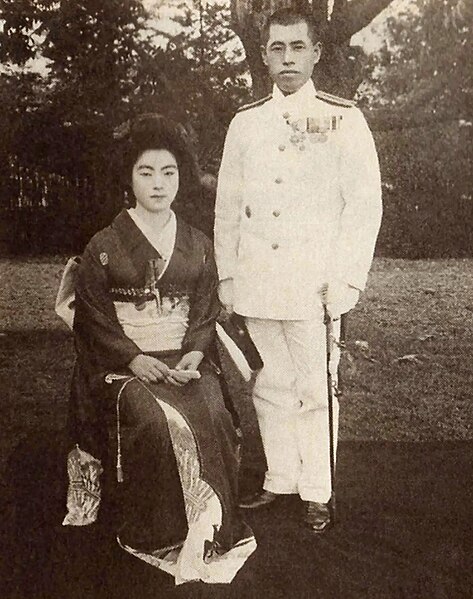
[271,79,316,115]
[128,208,177,262]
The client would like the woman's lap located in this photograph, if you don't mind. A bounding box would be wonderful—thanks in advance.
[109,369,242,552]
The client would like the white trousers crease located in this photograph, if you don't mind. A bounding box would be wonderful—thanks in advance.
[245,317,340,504]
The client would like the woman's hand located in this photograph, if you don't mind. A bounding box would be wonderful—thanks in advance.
[128,354,170,383]
[166,351,204,386]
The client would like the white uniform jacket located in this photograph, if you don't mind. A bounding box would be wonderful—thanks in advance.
[215,80,382,320]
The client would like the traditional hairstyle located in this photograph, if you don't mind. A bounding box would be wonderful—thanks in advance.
[114,113,203,223]
[260,8,325,46]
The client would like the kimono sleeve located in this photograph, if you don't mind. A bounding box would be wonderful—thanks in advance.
[182,239,220,355]
[73,241,141,371]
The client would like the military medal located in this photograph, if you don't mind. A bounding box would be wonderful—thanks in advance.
[309,131,328,143]
[283,116,308,150]
[284,113,342,148]
[307,117,328,143]
[308,115,342,143]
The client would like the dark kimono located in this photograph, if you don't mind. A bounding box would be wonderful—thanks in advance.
[65,210,256,584]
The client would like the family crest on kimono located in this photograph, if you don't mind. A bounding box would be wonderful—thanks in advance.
[61,114,256,585]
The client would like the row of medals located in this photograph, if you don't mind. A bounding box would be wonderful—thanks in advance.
[283,113,342,151]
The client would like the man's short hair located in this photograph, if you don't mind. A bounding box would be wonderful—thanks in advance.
[261,8,325,46]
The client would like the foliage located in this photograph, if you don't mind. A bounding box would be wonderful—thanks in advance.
[0,0,471,257]
[0,0,250,168]
[149,1,250,169]
[0,0,150,120]
[361,0,472,118]
[358,0,473,258]
[0,0,251,251]
[374,124,472,259]
[0,1,155,192]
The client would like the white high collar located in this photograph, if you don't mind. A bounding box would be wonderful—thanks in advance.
[271,79,316,116]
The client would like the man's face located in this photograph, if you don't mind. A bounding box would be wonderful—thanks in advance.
[262,22,321,94]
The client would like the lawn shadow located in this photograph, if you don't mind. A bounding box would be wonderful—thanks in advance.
[2,429,472,599]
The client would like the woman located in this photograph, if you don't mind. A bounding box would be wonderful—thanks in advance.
[64,114,256,584]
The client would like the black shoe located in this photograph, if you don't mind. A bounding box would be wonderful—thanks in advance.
[239,489,278,509]
[303,501,331,533]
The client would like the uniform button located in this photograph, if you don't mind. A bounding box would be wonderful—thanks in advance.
[282,112,290,120]
[278,144,286,152]
[273,210,281,217]
[275,177,283,184]
[245,205,251,218]
[271,243,279,250]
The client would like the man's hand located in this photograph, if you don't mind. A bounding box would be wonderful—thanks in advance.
[218,278,234,314]
[129,354,170,383]
[166,351,204,386]
[320,280,360,319]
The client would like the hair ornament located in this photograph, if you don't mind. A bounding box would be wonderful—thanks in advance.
[113,120,131,140]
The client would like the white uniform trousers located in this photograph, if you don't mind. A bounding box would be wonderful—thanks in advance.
[245,317,340,504]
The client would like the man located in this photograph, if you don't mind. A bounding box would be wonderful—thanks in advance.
[214,8,382,533]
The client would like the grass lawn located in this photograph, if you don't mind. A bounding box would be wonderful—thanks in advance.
[343,258,473,442]
[2,255,472,429]
[0,256,472,479]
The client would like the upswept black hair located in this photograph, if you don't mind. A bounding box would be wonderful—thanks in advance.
[260,8,325,46]
[114,113,203,223]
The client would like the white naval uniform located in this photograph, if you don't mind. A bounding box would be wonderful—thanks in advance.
[215,80,382,502]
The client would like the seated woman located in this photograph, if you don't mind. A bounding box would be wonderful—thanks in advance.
[64,114,256,584]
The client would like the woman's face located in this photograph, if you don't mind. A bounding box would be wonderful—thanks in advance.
[131,149,179,215]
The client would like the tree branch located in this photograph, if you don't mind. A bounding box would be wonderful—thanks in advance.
[329,0,394,43]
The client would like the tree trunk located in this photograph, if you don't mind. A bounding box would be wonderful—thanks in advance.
[230,0,394,99]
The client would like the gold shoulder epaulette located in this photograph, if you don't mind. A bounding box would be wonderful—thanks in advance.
[237,94,272,113]
[315,90,355,108]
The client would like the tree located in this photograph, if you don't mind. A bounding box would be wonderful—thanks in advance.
[361,0,473,258]
[143,0,250,168]
[0,0,252,247]
[0,1,162,249]
[229,0,395,98]
[0,0,163,167]
[361,0,472,125]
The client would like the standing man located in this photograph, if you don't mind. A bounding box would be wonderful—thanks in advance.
[214,8,382,533]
